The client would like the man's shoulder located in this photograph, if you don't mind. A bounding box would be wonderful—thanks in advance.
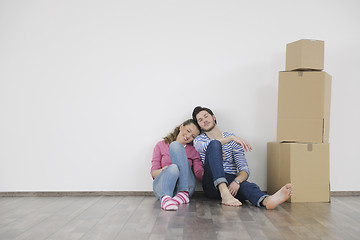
[195,133,207,141]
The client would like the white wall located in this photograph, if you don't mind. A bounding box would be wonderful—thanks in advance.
[1,0,360,192]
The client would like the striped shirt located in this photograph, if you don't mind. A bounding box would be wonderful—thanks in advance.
[193,132,250,176]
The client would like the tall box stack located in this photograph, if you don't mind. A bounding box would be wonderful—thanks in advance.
[267,39,331,202]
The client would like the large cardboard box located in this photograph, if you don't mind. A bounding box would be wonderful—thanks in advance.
[267,142,330,202]
[286,39,324,71]
[277,71,332,143]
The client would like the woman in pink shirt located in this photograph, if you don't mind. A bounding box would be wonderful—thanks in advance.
[151,119,203,211]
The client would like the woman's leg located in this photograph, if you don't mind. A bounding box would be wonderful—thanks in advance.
[153,164,180,210]
[169,141,196,196]
[153,164,180,199]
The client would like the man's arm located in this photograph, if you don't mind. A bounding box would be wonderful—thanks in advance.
[193,135,212,154]
[228,139,250,196]
[234,170,249,183]
[228,171,249,196]
[217,135,252,152]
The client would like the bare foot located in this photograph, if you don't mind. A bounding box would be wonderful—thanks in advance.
[218,183,242,207]
[221,193,242,207]
[264,183,293,210]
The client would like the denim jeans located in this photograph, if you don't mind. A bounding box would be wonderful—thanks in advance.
[153,141,196,199]
[202,140,268,207]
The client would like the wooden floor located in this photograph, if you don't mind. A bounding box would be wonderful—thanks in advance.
[0,194,359,240]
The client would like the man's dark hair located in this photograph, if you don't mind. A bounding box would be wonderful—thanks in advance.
[192,106,217,124]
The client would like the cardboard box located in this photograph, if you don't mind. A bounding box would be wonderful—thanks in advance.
[267,142,330,202]
[277,71,332,143]
[286,39,324,71]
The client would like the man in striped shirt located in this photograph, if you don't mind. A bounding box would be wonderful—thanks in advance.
[192,106,293,209]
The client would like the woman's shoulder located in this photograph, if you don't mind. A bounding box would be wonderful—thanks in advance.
[155,140,167,145]
[154,140,169,150]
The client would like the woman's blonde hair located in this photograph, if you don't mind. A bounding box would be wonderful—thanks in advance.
[163,119,199,144]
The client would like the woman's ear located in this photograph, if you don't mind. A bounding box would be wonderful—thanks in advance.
[179,124,184,131]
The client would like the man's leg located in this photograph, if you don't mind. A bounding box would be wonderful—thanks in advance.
[262,184,293,209]
[236,181,293,209]
[203,140,241,207]
[202,151,221,199]
[236,181,268,207]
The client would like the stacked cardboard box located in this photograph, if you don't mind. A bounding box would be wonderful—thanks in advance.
[267,39,331,202]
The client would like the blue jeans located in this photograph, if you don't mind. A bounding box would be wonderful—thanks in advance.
[153,141,196,199]
[202,140,268,207]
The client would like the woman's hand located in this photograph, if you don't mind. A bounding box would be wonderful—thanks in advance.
[152,166,169,179]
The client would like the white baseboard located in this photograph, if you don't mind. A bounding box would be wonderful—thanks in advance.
[0,191,359,197]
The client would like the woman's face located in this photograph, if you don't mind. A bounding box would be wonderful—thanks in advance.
[176,123,200,145]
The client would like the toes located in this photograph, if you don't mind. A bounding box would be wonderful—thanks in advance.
[222,201,242,207]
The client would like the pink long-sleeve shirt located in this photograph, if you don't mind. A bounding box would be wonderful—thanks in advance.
[151,141,203,181]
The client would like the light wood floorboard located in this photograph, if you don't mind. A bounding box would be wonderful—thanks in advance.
[0,195,359,240]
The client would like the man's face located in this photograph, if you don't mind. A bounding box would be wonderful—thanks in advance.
[196,110,216,131]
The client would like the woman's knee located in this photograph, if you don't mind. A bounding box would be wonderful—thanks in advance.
[166,164,180,176]
[169,141,182,149]
[169,141,184,154]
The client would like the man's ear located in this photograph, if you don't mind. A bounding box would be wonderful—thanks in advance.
[213,115,216,122]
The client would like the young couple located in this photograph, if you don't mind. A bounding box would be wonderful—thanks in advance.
[150,106,293,211]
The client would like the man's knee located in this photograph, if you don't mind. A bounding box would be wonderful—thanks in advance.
[205,140,222,162]
[208,139,222,150]
[206,140,222,159]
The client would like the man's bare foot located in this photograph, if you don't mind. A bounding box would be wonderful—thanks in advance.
[218,182,242,207]
[263,183,293,210]
[221,193,242,207]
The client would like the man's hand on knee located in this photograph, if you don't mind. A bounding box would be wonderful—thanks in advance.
[228,181,240,196]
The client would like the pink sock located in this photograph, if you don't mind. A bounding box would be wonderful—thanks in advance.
[161,195,178,211]
[172,191,189,205]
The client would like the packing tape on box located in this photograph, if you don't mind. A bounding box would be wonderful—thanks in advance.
[307,143,313,151]
[279,141,314,152]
